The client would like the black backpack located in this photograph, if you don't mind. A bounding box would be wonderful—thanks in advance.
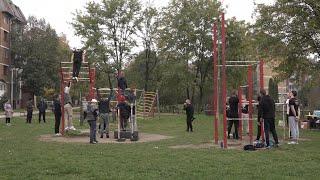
[243,144,256,151]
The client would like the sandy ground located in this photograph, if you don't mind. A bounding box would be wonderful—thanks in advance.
[169,136,312,150]
[39,130,172,144]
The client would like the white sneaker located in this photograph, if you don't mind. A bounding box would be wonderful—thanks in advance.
[69,126,76,131]
[288,141,297,145]
[55,133,62,136]
[64,127,70,131]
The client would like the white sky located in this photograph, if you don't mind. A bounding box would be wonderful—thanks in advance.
[12,0,274,48]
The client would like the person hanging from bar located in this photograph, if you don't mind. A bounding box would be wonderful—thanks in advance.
[227,90,239,139]
[117,71,128,95]
[72,48,86,82]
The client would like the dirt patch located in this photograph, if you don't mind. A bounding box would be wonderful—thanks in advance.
[170,143,215,149]
[39,130,172,144]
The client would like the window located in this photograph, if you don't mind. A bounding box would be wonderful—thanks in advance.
[3,15,9,24]
[4,31,8,42]
[5,49,9,59]
[3,66,8,76]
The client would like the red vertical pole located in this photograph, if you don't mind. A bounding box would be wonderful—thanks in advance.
[248,65,253,144]
[59,68,65,135]
[212,22,219,144]
[221,13,227,148]
[259,60,265,141]
[238,87,243,140]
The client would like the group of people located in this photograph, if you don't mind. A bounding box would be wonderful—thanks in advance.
[225,89,300,148]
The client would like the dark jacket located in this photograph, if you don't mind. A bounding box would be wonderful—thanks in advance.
[26,100,33,111]
[184,104,194,120]
[53,99,61,115]
[37,100,47,112]
[228,96,239,118]
[73,50,83,63]
[98,99,111,114]
[117,102,131,119]
[86,104,98,121]
[117,77,127,91]
[259,95,275,119]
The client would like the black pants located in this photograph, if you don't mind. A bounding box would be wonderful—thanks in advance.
[186,117,193,132]
[227,119,239,139]
[264,118,279,146]
[256,124,261,140]
[5,118,10,124]
[39,111,46,123]
[54,113,61,134]
[72,61,82,78]
[120,117,128,130]
[27,110,33,123]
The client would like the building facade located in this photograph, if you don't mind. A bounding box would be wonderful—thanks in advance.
[0,0,26,107]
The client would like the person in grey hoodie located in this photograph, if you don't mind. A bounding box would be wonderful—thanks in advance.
[86,99,99,144]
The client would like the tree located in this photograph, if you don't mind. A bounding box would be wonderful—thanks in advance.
[138,5,160,91]
[11,16,61,96]
[158,0,221,109]
[72,0,143,76]
[268,78,279,102]
[254,0,320,85]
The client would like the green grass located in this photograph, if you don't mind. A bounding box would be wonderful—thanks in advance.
[0,113,319,180]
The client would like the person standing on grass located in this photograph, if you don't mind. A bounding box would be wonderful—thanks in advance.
[97,88,113,138]
[183,99,194,132]
[4,100,13,126]
[37,97,47,123]
[285,92,292,139]
[288,90,300,145]
[259,89,279,148]
[53,94,62,136]
[26,98,34,124]
[227,90,239,139]
[86,99,99,144]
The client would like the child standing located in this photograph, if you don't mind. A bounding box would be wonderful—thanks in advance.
[86,99,99,144]
[4,100,13,125]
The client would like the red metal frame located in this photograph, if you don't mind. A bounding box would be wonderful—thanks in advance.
[259,60,265,141]
[212,22,219,145]
[248,65,253,144]
[221,13,227,149]
[238,87,243,140]
[59,62,96,135]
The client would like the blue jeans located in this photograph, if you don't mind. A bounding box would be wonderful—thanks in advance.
[88,120,97,142]
[99,113,109,135]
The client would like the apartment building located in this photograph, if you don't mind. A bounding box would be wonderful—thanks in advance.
[0,0,26,103]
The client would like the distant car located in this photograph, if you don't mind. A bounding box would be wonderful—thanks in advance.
[313,110,320,118]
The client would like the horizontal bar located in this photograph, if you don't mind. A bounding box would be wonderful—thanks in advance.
[61,62,89,64]
[227,61,259,63]
[217,65,255,67]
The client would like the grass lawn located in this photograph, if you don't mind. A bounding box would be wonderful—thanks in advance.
[0,113,319,180]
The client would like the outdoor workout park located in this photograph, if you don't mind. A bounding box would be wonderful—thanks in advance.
[1,0,320,179]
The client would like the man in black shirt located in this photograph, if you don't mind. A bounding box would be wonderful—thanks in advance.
[53,95,62,136]
[288,90,300,144]
[183,99,194,132]
[259,89,279,148]
[227,90,239,139]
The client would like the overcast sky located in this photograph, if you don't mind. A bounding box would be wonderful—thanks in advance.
[13,0,274,48]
